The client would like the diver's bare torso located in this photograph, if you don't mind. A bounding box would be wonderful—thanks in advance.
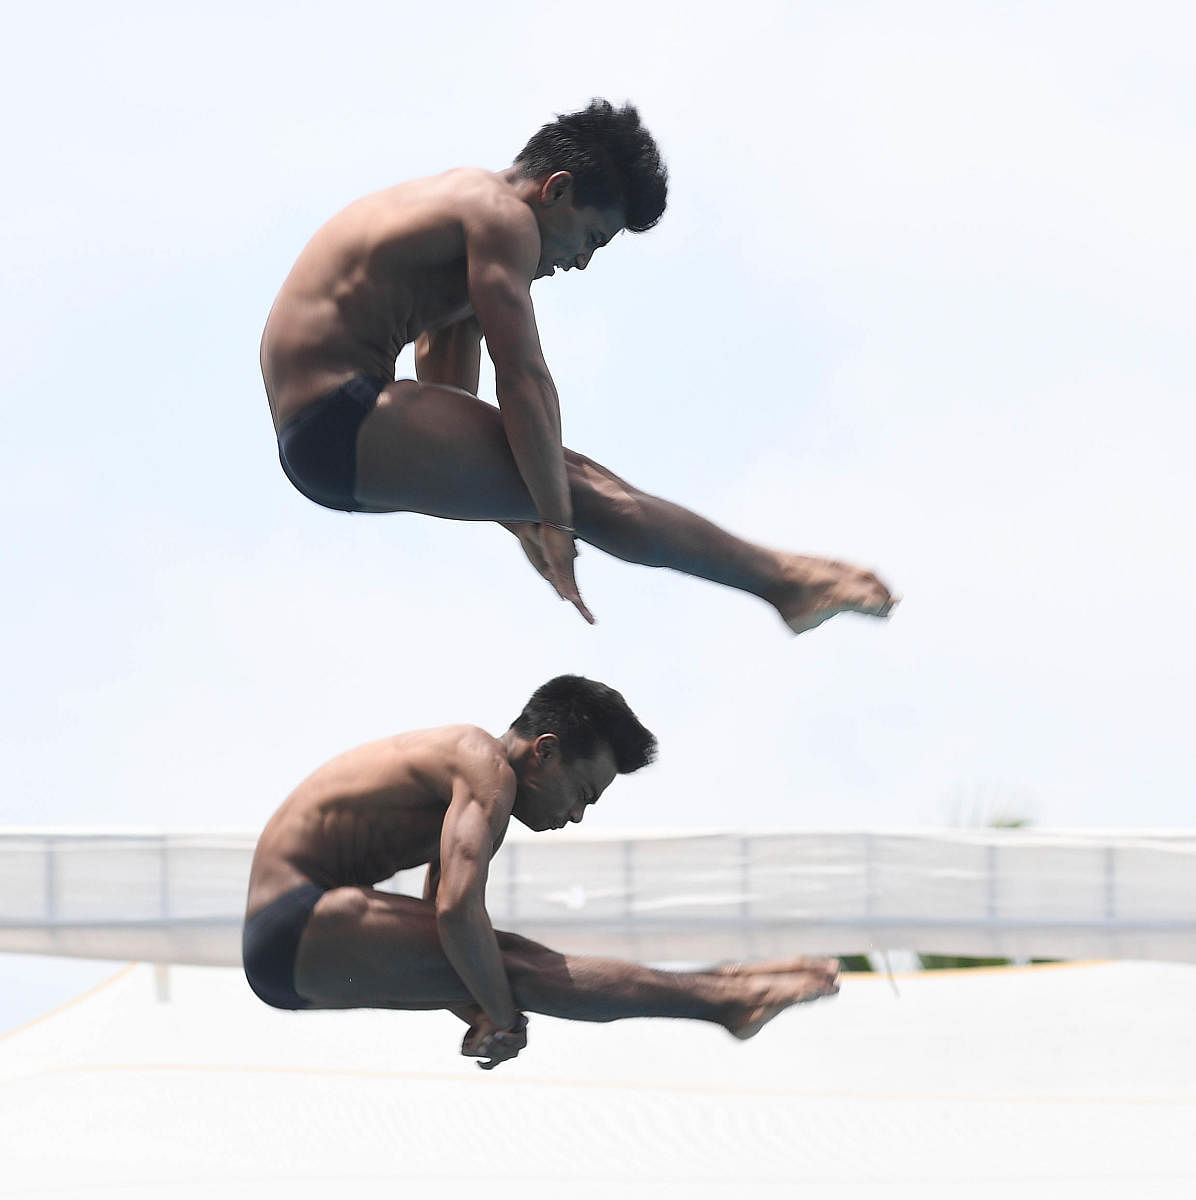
[245,725,512,919]
[260,141,898,635]
[261,167,521,429]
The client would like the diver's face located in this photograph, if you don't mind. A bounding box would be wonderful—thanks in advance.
[533,174,623,279]
[515,737,618,831]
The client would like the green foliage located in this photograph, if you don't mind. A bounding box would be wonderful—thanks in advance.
[837,954,875,973]
[917,953,1012,970]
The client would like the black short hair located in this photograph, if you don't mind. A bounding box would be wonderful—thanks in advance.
[511,675,657,774]
[515,99,668,233]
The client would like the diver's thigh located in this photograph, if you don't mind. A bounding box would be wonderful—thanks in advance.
[293,886,471,1010]
[353,379,538,519]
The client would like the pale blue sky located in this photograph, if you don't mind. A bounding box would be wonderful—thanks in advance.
[2,0,1193,866]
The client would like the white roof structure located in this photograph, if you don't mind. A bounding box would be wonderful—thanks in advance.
[2,958,1195,1199]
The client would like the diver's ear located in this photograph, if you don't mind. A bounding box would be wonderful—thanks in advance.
[532,733,561,762]
[539,171,574,207]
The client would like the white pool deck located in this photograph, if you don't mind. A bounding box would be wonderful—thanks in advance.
[2,959,1194,1199]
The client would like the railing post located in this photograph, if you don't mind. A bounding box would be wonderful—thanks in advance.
[44,837,58,923]
[986,839,998,920]
[159,835,171,920]
[864,833,874,918]
[622,839,634,925]
[739,835,752,924]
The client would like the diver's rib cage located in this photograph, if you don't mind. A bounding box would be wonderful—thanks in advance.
[1,828,1193,965]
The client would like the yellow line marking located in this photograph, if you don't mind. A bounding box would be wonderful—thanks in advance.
[851,959,1112,981]
[0,962,136,1044]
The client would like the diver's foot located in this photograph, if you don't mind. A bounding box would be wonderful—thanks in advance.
[768,555,897,637]
[723,958,841,1041]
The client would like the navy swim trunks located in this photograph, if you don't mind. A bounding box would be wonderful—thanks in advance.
[242,882,326,1010]
[276,375,387,512]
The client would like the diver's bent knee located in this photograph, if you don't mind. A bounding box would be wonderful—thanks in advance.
[382,377,486,408]
[495,930,543,953]
[307,886,371,932]
[376,377,424,410]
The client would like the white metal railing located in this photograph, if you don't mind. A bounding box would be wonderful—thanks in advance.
[1,828,1194,965]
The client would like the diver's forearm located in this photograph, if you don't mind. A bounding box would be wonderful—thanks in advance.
[437,903,519,1030]
[495,372,572,529]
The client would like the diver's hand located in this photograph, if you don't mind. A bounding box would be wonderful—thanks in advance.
[501,521,595,624]
[504,522,553,583]
[539,524,595,625]
[461,1013,529,1071]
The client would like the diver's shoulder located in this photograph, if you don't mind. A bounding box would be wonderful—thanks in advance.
[442,722,506,756]
[438,723,513,782]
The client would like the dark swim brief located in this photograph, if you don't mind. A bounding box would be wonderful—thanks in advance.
[276,375,387,512]
[242,882,326,1010]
